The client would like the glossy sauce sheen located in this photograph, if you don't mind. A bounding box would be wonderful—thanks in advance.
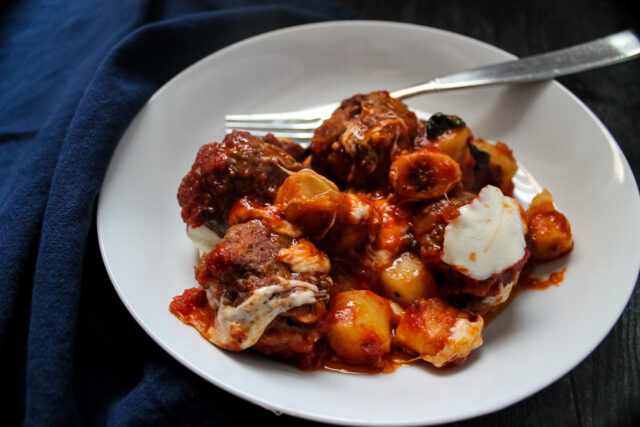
[482,267,568,325]
[520,267,567,290]
[320,347,421,374]
[319,264,568,375]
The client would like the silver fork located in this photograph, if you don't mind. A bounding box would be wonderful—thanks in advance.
[225,30,640,146]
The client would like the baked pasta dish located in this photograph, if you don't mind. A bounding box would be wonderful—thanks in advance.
[171,91,573,372]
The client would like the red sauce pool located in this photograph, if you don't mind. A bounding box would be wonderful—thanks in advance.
[520,267,567,290]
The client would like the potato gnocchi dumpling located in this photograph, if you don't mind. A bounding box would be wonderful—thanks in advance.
[425,114,473,163]
[395,298,484,368]
[389,147,462,201]
[469,139,518,195]
[526,189,574,261]
[275,169,346,239]
[380,252,437,307]
[324,290,393,367]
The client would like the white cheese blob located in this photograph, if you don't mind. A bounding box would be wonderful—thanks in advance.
[205,278,323,350]
[421,316,484,368]
[467,278,518,314]
[187,225,220,257]
[442,185,526,280]
[276,240,331,274]
[345,194,372,222]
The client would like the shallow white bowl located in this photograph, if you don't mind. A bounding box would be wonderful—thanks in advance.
[97,21,640,425]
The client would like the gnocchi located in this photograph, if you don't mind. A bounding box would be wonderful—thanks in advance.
[379,252,437,306]
[324,290,393,366]
[526,189,574,261]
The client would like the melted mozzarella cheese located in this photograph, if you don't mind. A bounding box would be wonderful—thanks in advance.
[467,277,519,314]
[345,194,372,222]
[205,278,323,351]
[442,185,526,280]
[422,316,484,368]
[187,225,220,257]
[276,240,331,274]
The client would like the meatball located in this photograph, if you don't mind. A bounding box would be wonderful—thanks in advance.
[412,189,528,303]
[196,219,295,290]
[262,133,306,162]
[310,91,420,189]
[412,192,475,268]
[177,131,302,235]
[253,317,323,360]
[192,220,333,353]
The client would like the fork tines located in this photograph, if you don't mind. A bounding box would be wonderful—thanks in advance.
[224,103,340,144]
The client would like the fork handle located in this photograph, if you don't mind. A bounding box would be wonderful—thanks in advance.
[391,30,640,99]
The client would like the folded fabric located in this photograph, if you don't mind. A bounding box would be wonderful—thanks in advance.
[0,1,352,425]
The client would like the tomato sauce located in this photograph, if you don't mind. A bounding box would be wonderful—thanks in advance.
[317,346,419,374]
[483,266,567,324]
[520,267,566,290]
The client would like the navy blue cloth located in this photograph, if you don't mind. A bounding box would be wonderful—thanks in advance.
[0,1,351,425]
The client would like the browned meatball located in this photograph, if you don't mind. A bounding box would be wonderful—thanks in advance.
[253,318,322,359]
[198,219,290,290]
[177,131,302,235]
[262,133,307,162]
[412,193,475,269]
[184,220,333,353]
[197,220,332,294]
[412,193,528,300]
[310,91,420,189]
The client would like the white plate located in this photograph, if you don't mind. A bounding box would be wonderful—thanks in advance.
[97,21,640,425]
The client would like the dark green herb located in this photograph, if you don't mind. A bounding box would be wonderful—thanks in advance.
[469,142,490,170]
[426,112,466,138]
